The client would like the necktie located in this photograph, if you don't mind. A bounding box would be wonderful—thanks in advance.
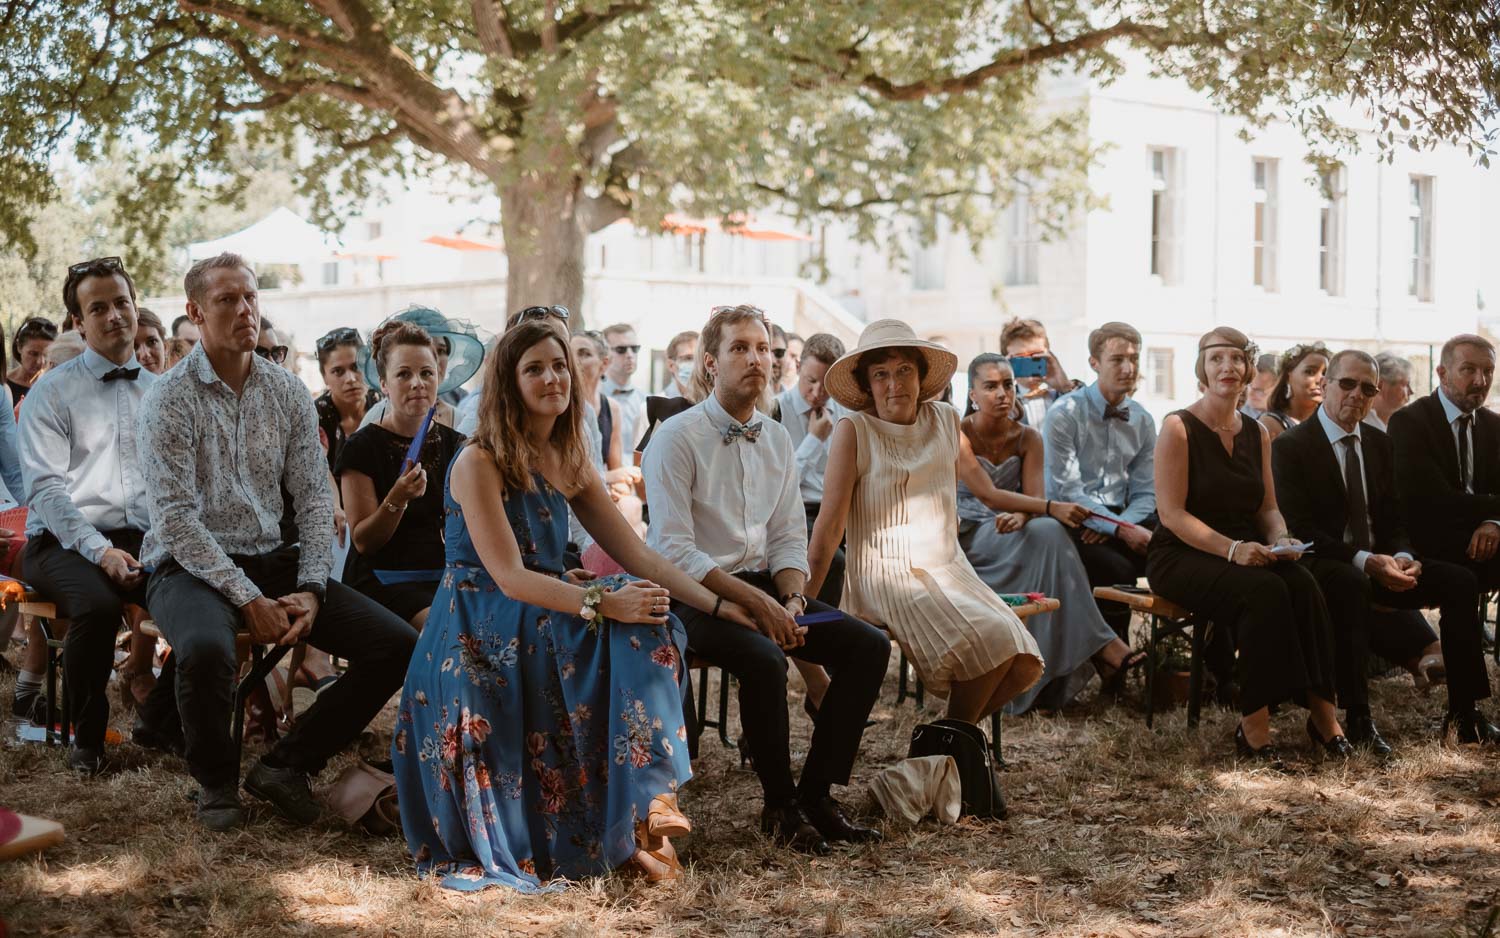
[101,366,141,383]
[1457,413,1473,492]
[722,421,763,445]
[1103,404,1129,422]
[1340,435,1373,551]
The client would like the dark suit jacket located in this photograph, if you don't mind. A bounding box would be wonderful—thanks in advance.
[1272,412,1412,566]
[1388,390,1500,559]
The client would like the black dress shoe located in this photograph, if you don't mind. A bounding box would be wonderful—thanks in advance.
[801,795,882,843]
[1306,718,1355,759]
[759,803,830,855]
[244,759,322,825]
[1234,724,1285,770]
[66,745,107,777]
[196,783,245,832]
[131,716,184,757]
[1343,714,1393,756]
[1444,707,1500,746]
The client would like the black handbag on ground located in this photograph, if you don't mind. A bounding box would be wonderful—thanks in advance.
[908,718,1008,820]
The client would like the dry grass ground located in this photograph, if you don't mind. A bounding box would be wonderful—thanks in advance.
[4,648,1500,937]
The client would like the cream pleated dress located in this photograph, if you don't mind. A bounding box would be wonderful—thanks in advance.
[840,401,1044,698]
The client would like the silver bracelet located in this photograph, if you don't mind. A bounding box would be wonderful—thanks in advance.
[1226,539,1242,562]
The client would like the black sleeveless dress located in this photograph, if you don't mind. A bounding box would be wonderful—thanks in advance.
[1146,410,1335,715]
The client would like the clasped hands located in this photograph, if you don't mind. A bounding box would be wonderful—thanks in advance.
[241,592,322,646]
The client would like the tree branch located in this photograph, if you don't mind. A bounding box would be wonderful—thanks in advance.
[470,0,516,58]
[176,0,358,66]
[844,19,1168,101]
[555,1,651,47]
[1023,0,1059,45]
[306,0,355,37]
[753,181,987,213]
[541,0,558,52]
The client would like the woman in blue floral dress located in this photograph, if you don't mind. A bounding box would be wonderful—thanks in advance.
[392,318,754,891]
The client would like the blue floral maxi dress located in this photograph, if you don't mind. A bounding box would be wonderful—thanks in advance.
[391,470,691,892]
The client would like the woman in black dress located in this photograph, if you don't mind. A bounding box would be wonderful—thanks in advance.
[1147,327,1348,765]
[336,320,465,630]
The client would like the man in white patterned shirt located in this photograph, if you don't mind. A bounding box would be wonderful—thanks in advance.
[139,253,415,832]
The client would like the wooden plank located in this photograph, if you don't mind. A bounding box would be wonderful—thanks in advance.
[1091,586,1190,620]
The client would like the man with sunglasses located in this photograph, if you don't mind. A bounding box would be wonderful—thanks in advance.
[1274,348,1493,751]
[601,322,646,450]
[139,252,416,830]
[17,256,180,774]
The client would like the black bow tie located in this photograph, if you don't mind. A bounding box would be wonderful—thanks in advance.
[101,366,141,383]
[1103,404,1130,422]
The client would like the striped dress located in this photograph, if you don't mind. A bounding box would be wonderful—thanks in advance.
[840,401,1043,698]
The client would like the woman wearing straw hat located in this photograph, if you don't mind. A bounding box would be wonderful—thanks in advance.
[808,320,1084,728]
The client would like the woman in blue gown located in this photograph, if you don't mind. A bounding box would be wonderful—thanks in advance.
[392,318,754,892]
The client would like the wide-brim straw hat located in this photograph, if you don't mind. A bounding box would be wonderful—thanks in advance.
[362,305,487,395]
[825,319,958,412]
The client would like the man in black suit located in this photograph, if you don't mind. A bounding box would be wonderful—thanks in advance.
[1275,348,1494,750]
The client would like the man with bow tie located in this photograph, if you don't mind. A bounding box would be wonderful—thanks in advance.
[1043,322,1158,639]
[18,255,179,775]
[644,304,889,856]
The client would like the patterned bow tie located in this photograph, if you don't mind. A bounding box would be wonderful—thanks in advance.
[101,366,141,383]
[1103,404,1129,422]
[722,421,763,445]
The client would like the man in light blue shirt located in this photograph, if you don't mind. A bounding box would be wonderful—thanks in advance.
[16,256,178,774]
[775,333,847,606]
[1044,322,1156,638]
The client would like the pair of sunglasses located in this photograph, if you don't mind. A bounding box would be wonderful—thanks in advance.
[612,344,641,355]
[1334,376,1380,398]
[316,326,362,353]
[254,345,289,365]
[517,305,570,323]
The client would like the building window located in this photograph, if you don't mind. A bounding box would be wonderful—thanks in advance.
[1409,175,1434,301]
[911,217,946,291]
[1252,158,1278,290]
[1149,148,1180,283]
[1003,197,1038,286]
[1147,347,1175,398]
[366,221,383,240]
[321,261,339,286]
[1317,166,1345,296]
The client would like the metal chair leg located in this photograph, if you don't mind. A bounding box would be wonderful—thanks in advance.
[1186,617,1205,729]
[1144,614,1160,729]
[989,710,1003,765]
[896,647,910,704]
[716,669,732,748]
[232,644,291,755]
[39,617,70,747]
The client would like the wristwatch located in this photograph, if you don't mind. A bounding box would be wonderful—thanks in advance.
[780,591,808,612]
[296,581,327,605]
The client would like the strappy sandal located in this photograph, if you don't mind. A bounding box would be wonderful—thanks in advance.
[1099,648,1148,696]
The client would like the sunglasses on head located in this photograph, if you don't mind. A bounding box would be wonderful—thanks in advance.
[66,255,125,282]
[518,305,570,324]
[17,319,58,342]
[1335,376,1380,398]
[316,327,362,353]
[254,345,289,365]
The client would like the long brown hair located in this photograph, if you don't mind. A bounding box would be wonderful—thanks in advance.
[1267,341,1329,413]
[469,319,588,493]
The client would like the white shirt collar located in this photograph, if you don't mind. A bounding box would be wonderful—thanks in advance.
[1438,389,1472,425]
[1317,404,1360,446]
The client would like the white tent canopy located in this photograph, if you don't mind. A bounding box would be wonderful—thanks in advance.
[187,207,337,265]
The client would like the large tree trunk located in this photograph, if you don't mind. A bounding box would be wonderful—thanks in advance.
[500,174,589,326]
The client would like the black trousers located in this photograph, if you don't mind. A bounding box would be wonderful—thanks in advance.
[146,547,416,788]
[20,529,177,751]
[1147,546,1337,716]
[1071,514,1153,639]
[1310,555,1488,715]
[673,571,888,807]
[803,502,844,608]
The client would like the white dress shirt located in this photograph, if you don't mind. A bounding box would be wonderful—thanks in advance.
[1362,412,1387,432]
[601,375,646,451]
[1314,406,1414,573]
[775,386,845,504]
[643,393,808,582]
[20,347,156,563]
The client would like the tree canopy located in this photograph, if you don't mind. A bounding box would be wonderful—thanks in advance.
[2,1,1495,317]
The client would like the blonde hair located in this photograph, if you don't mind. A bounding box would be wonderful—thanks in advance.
[468,319,588,494]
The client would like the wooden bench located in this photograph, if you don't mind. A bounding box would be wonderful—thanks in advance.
[891,596,1062,764]
[1091,586,1208,729]
[16,594,67,746]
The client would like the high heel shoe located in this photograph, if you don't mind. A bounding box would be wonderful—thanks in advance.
[1306,717,1355,759]
[632,819,683,882]
[1234,724,1285,770]
[647,793,691,839]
